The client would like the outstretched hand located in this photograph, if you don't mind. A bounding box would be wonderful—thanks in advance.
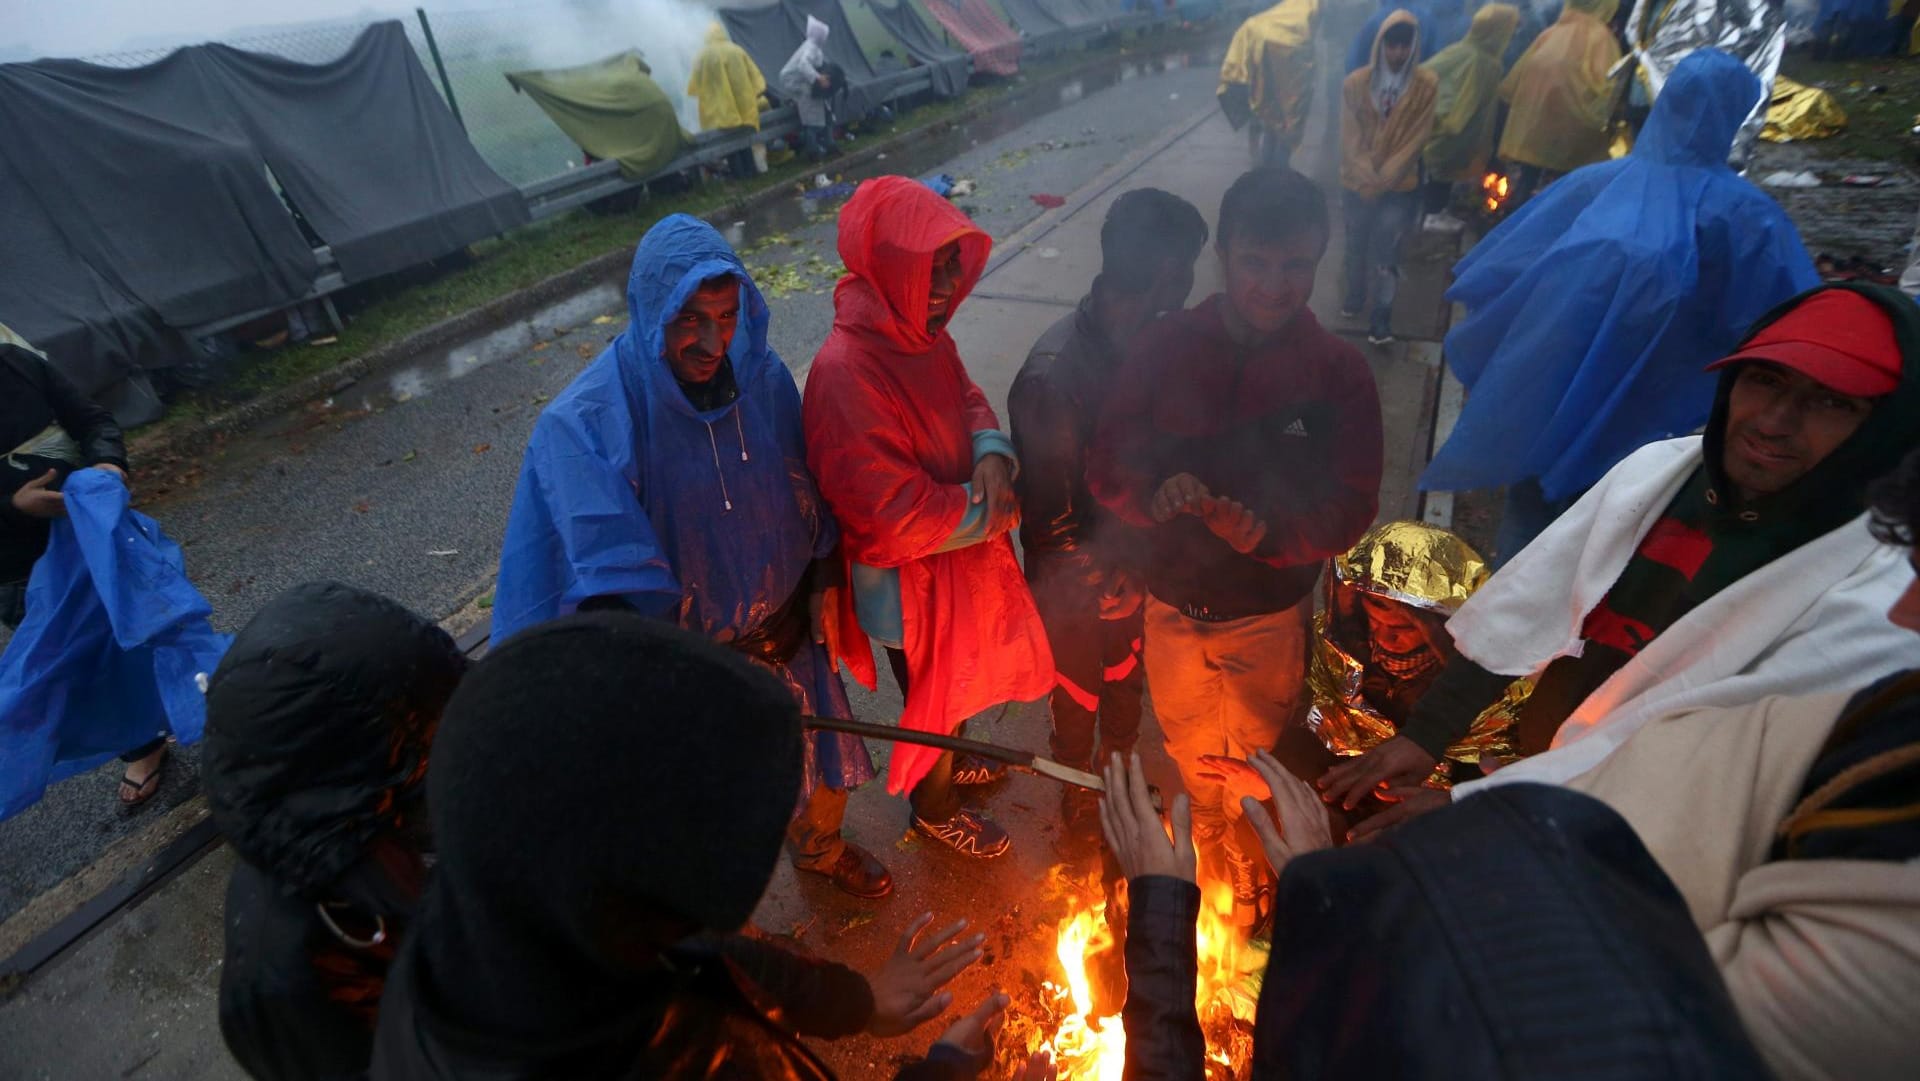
[1198,497,1268,555]
[868,912,988,1037]
[1346,785,1450,843]
[1317,735,1437,811]
[1238,750,1335,874]
[932,990,1011,1060]
[1098,752,1194,884]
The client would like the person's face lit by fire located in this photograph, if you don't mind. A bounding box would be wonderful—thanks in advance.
[928,241,965,332]
[1722,362,1874,500]
[663,278,740,386]
[1218,226,1323,337]
[1359,592,1430,660]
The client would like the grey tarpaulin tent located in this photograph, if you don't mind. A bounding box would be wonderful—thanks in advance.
[868,1,972,97]
[720,0,884,121]
[0,20,526,402]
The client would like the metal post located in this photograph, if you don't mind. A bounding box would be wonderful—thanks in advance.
[416,8,465,133]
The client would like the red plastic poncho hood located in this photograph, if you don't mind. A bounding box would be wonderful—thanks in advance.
[834,176,992,355]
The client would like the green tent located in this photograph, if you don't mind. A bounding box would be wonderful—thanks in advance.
[505,52,692,181]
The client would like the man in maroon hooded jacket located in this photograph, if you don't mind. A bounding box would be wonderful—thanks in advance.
[1089,167,1383,923]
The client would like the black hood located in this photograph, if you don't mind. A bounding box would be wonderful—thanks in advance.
[1701,282,1920,533]
[203,581,466,898]
[401,611,804,1048]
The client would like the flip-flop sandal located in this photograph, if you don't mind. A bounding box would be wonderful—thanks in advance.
[118,748,168,807]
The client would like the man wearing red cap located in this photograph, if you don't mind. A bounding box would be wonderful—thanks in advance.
[1323,284,1920,826]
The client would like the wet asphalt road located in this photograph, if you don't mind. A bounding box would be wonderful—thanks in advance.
[0,44,1231,926]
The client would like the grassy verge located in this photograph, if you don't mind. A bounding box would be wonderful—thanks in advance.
[1780,53,1920,165]
[142,45,1126,443]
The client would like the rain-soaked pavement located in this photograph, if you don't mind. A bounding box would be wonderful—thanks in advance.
[0,6,1459,1077]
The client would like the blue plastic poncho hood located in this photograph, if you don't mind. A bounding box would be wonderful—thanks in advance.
[0,470,230,819]
[1423,49,1817,501]
[492,214,868,785]
[1632,48,1759,168]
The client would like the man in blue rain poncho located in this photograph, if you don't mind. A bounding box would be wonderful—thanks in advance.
[493,214,891,899]
[1422,49,1817,562]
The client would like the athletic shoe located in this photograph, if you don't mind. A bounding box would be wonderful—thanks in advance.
[913,807,1012,858]
[1422,212,1465,234]
[951,753,1008,786]
[1367,331,1396,346]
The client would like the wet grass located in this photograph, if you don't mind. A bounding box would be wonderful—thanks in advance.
[1780,53,1920,165]
[140,45,1125,442]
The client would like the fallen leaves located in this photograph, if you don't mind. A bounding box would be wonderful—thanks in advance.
[576,342,596,359]
[473,443,492,455]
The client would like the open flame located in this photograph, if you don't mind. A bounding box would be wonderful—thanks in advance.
[1481,171,1512,213]
[1024,878,1262,1080]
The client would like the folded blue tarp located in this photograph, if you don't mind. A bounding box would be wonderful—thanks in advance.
[0,470,230,820]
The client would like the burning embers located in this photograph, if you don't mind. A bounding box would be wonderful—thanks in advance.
[1481,171,1513,215]
[1005,870,1263,1080]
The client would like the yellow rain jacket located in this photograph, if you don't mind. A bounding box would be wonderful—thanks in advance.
[1497,0,1622,173]
[1341,10,1439,198]
[1420,4,1519,183]
[1219,0,1320,146]
[687,23,766,133]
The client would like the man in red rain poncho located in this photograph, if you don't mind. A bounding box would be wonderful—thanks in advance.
[804,177,1053,860]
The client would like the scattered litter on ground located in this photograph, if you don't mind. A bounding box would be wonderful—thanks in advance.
[576,342,596,358]
[401,450,417,462]
[591,314,616,325]
[813,173,833,188]
[1841,174,1890,187]
[427,549,458,557]
[1037,247,1061,259]
[477,593,494,610]
[803,181,857,201]
[949,178,977,197]
[1761,170,1823,188]
[531,340,550,351]
[472,443,491,454]
[1031,193,1065,209]
[922,173,956,197]
[308,336,338,346]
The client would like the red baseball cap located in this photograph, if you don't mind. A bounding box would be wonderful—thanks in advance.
[1705,290,1903,398]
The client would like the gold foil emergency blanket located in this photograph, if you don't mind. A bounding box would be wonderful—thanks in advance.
[1761,76,1849,143]
[1308,521,1522,782]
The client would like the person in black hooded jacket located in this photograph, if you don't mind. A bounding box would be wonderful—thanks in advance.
[204,582,468,1081]
[369,612,1047,1081]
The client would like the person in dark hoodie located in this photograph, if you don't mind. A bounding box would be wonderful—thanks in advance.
[0,322,159,806]
[204,582,468,1081]
[1009,187,1209,845]
[1323,282,1920,828]
[492,213,889,900]
[370,612,1039,1081]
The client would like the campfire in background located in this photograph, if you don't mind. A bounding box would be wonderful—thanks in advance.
[1002,868,1266,1080]
[1481,171,1512,215]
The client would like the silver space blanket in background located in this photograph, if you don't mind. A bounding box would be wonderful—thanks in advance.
[1627,0,1788,163]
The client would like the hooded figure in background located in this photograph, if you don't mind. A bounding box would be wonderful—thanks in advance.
[1218,0,1320,169]
[370,614,1004,1081]
[688,22,767,178]
[689,22,766,133]
[781,14,837,159]
[1427,49,1817,561]
[1497,0,1623,187]
[206,582,465,1081]
[1339,10,1439,343]
[493,214,885,897]
[803,176,1053,860]
[1420,4,1521,188]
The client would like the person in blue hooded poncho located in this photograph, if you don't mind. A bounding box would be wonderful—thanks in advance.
[492,214,890,899]
[1422,49,1817,563]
